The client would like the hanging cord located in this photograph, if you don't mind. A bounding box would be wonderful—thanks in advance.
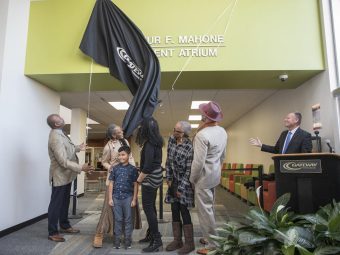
[169,0,239,92]
[86,59,94,145]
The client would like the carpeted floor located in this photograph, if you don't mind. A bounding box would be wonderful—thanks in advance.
[0,185,250,255]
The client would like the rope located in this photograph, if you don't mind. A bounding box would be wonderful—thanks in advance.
[169,0,239,92]
[86,59,94,144]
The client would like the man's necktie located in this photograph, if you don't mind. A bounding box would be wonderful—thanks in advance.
[282,131,292,154]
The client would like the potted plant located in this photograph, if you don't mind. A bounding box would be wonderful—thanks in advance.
[209,192,340,255]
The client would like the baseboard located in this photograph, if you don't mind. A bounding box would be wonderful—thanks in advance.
[0,194,85,238]
[0,213,48,238]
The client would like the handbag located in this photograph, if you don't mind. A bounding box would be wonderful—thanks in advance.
[169,179,178,197]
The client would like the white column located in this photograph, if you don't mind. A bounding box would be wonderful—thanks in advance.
[0,0,9,91]
[0,0,60,231]
[70,108,87,195]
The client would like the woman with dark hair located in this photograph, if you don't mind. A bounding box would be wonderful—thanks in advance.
[136,117,164,252]
[165,121,195,254]
[92,124,141,248]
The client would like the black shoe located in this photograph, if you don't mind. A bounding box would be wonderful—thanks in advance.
[125,238,132,249]
[114,238,120,249]
[142,233,163,253]
[139,228,151,243]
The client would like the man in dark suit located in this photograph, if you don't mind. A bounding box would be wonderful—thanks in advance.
[249,112,312,154]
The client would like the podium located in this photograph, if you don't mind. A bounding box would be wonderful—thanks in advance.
[272,153,340,213]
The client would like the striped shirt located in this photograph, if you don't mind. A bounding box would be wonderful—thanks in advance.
[140,141,163,188]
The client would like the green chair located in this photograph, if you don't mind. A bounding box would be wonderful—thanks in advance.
[220,163,231,188]
[227,163,244,192]
[234,164,253,197]
[241,164,260,200]
[246,164,263,205]
[222,163,238,189]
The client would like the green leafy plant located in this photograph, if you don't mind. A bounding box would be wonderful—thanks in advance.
[297,200,340,254]
[208,194,340,255]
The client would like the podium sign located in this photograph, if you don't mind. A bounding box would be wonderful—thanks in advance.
[280,159,322,173]
[272,153,340,214]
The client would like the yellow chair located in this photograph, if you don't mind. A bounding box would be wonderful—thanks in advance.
[234,164,253,197]
[220,163,231,188]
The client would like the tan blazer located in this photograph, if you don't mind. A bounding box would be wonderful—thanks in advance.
[190,126,228,189]
[48,129,82,187]
[102,139,135,185]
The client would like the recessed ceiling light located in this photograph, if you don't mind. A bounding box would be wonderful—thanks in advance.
[109,101,130,110]
[189,115,202,121]
[191,101,210,109]
[191,124,199,128]
[86,126,92,129]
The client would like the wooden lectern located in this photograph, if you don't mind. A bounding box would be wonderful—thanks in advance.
[272,153,340,213]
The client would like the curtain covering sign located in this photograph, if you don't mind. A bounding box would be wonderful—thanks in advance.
[79,0,161,137]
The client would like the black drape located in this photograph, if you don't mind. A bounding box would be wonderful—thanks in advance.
[79,0,160,137]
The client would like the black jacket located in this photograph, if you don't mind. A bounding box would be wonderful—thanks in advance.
[261,128,312,154]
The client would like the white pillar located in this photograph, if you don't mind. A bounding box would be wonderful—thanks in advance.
[0,0,60,230]
[70,108,87,195]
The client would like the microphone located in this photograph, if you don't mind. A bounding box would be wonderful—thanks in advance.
[325,139,335,153]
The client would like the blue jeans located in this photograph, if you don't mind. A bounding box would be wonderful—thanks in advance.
[113,196,133,241]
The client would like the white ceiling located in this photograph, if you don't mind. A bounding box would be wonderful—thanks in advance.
[60,89,277,139]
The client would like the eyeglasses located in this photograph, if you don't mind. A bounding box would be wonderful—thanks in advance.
[173,128,184,134]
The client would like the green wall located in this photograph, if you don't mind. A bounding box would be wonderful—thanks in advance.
[25,0,324,91]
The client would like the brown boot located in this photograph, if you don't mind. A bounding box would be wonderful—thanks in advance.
[178,224,195,254]
[92,233,103,248]
[165,222,183,251]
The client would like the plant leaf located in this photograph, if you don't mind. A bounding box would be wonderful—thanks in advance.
[223,243,232,252]
[238,231,268,246]
[317,204,333,220]
[294,214,319,225]
[210,234,228,242]
[296,246,313,255]
[313,246,340,255]
[207,250,218,255]
[329,213,340,233]
[281,245,295,255]
[271,193,291,218]
[293,226,315,249]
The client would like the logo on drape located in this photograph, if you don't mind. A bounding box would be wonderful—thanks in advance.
[117,47,144,80]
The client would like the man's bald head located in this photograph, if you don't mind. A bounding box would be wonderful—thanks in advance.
[47,114,65,129]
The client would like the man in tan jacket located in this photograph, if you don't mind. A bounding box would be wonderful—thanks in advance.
[47,114,93,242]
[190,102,227,255]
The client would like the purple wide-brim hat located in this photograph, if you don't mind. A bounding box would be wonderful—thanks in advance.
[199,101,223,122]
